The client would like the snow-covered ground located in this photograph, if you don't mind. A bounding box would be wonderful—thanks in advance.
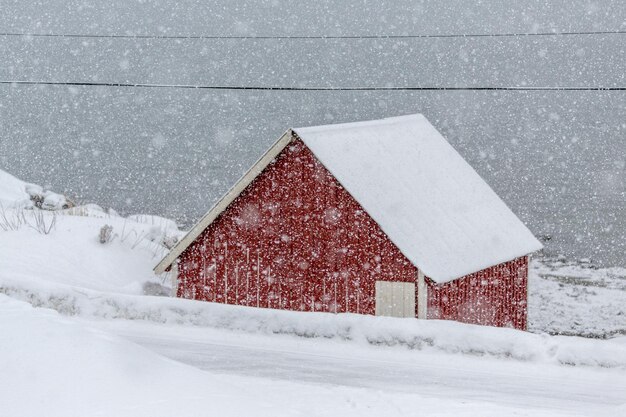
[10,294,505,417]
[96,319,626,414]
[529,258,626,338]
[1,168,625,416]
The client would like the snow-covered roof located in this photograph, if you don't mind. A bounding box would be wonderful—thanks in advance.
[155,114,541,282]
[293,114,542,283]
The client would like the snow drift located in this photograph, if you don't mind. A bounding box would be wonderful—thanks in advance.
[8,294,487,417]
[2,276,625,370]
[0,169,71,210]
[0,169,30,207]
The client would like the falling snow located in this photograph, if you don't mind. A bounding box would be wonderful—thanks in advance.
[1,2,626,416]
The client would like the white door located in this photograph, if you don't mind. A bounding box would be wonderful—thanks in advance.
[375,281,415,318]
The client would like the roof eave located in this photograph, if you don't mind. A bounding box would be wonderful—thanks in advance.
[424,246,542,284]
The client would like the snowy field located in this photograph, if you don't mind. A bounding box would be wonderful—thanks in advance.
[530,259,626,338]
[1,168,625,416]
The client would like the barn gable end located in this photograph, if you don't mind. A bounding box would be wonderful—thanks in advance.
[176,138,419,314]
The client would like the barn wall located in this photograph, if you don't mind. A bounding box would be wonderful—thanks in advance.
[177,138,418,315]
[176,137,531,329]
[426,256,528,330]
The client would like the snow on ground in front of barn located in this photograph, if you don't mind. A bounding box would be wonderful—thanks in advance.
[1,168,626,416]
[8,294,527,417]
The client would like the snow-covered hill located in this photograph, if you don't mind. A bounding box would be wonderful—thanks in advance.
[0,169,30,207]
[1,168,625,416]
[0,169,183,294]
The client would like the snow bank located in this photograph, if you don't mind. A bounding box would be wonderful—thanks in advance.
[0,213,169,294]
[0,168,72,210]
[2,276,625,370]
[1,169,169,294]
[0,169,31,207]
[0,169,183,295]
[5,294,559,417]
[24,183,72,210]
[0,294,217,417]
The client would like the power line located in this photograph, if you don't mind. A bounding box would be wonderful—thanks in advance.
[0,30,625,41]
[1,80,624,91]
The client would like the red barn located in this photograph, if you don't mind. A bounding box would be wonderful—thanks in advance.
[155,114,542,330]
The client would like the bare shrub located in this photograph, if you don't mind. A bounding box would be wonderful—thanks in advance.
[119,220,137,243]
[162,235,179,250]
[99,225,114,244]
[62,206,89,217]
[0,204,26,231]
[142,281,171,297]
[25,210,57,235]
[130,231,148,249]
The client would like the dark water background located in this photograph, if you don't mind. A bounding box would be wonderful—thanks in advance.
[1,1,625,265]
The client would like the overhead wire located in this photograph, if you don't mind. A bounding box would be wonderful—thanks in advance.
[0,30,625,41]
[1,80,623,91]
[2,29,623,92]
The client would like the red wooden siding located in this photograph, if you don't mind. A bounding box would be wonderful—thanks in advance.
[176,137,529,330]
[427,256,528,330]
[177,139,417,315]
